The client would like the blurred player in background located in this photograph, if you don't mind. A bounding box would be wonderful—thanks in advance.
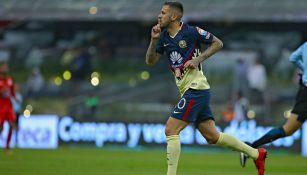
[240,41,307,167]
[11,83,23,146]
[145,1,267,175]
[0,60,16,152]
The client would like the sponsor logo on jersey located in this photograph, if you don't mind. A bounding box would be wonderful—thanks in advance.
[179,40,187,48]
[170,51,183,65]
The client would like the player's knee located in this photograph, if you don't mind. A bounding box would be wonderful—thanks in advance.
[165,127,173,136]
[284,129,295,136]
[165,127,179,136]
[283,125,298,136]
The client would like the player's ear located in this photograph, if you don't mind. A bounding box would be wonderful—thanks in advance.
[170,11,178,22]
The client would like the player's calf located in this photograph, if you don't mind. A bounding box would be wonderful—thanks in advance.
[239,141,252,167]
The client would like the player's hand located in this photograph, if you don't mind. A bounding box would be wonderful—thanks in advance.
[151,24,161,39]
[183,59,200,69]
[174,68,182,79]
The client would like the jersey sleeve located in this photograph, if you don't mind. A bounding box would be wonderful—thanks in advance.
[192,26,213,44]
[289,43,304,71]
[155,37,165,55]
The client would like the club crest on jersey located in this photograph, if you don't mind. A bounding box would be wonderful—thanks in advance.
[178,40,187,48]
[170,51,183,65]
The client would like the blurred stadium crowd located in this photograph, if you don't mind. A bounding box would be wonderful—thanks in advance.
[0,0,307,125]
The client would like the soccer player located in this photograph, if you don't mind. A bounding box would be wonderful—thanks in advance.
[240,41,307,167]
[11,83,23,146]
[145,1,267,175]
[0,60,16,152]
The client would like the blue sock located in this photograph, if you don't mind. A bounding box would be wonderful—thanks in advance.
[252,127,286,148]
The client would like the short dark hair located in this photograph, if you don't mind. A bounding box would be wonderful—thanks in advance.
[163,1,184,20]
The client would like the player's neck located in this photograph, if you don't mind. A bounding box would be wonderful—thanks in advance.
[167,21,182,38]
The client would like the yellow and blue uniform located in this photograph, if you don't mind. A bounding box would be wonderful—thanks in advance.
[156,23,215,125]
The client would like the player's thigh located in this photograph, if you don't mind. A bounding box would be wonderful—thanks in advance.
[283,113,302,136]
[197,119,220,144]
[165,117,189,136]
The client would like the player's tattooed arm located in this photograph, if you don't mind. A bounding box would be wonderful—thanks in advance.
[146,39,161,65]
[200,36,223,60]
[184,36,223,69]
[146,24,162,65]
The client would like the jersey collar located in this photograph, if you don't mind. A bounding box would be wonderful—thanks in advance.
[169,22,183,38]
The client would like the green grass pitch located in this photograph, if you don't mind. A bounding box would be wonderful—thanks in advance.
[0,147,306,175]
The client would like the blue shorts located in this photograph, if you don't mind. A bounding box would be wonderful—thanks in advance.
[171,88,214,126]
[292,84,307,123]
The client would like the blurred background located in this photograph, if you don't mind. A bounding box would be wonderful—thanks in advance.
[0,0,307,152]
